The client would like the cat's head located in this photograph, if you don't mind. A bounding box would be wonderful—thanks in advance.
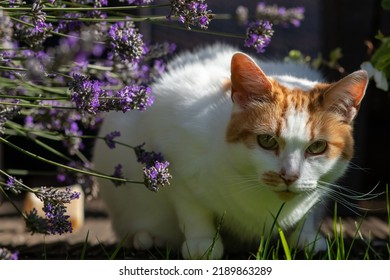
[226,52,368,200]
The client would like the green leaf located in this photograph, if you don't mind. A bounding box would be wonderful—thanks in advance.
[382,0,390,10]
[288,49,304,61]
[329,48,343,64]
[311,53,323,69]
[371,37,390,78]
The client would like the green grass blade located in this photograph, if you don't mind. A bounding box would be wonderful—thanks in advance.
[277,225,291,260]
[95,237,111,259]
[346,217,365,259]
[255,203,286,260]
[109,233,129,260]
[80,230,90,260]
[338,217,345,259]
[207,213,224,260]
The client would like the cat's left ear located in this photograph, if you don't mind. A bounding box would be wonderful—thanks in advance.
[230,52,273,109]
[323,70,368,123]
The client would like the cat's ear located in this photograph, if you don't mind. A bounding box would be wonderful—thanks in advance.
[323,70,368,123]
[230,52,273,108]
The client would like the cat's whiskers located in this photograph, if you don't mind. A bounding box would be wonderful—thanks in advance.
[318,180,383,200]
[217,174,267,198]
[347,161,372,173]
[188,175,261,199]
[317,181,384,215]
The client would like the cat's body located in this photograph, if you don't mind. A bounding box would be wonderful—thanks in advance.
[93,44,368,259]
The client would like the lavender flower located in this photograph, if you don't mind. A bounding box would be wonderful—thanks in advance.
[56,161,90,186]
[105,131,121,149]
[23,50,51,82]
[25,208,50,235]
[14,6,52,50]
[25,186,80,235]
[116,84,154,112]
[244,20,274,53]
[8,0,24,7]
[54,13,83,34]
[0,104,21,135]
[120,0,154,4]
[70,74,154,114]
[31,1,47,26]
[24,100,91,155]
[42,201,73,235]
[108,21,145,62]
[168,0,213,30]
[70,74,103,115]
[134,143,164,167]
[107,41,175,86]
[236,5,249,25]
[26,187,81,235]
[133,143,172,191]
[111,164,125,187]
[4,176,23,194]
[256,2,305,27]
[0,247,18,260]
[143,42,177,61]
[143,161,172,192]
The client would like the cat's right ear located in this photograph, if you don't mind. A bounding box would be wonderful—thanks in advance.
[230,52,273,108]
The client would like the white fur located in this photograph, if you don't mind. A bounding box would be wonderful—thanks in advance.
[93,44,349,259]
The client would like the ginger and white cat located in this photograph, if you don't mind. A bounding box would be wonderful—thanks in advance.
[93,44,368,259]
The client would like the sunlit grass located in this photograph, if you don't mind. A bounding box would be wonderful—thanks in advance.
[16,187,390,260]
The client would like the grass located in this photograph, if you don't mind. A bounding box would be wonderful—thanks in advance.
[5,187,390,260]
[250,188,390,260]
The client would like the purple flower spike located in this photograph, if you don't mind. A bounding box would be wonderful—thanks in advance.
[244,20,274,53]
[143,161,172,192]
[105,131,121,149]
[108,21,145,62]
[111,164,125,187]
[0,247,19,260]
[25,187,80,235]
[255,2,305,28]
[116,84,154,112]
[168,0,213,30]
[70,74,154,114]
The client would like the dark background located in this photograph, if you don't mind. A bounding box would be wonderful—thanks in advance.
[2,0,390,210]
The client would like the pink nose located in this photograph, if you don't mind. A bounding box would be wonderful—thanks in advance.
[280,174,299,186]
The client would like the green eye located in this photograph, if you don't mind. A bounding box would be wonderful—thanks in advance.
[257,134,279,150]
[306,140,327,155]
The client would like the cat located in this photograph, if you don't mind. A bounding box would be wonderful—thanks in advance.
[93,44,368,259]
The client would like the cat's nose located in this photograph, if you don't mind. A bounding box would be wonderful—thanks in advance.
[280,173,299,186]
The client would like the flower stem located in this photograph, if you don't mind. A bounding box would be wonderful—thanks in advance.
[0,65,27,72]
[152,20,244,39]
[6,121,74,163]
[0,4,170,12]
[0,136,141,185]
[0,101,74,110]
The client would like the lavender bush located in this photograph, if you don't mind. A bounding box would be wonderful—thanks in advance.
[0,0,306,258]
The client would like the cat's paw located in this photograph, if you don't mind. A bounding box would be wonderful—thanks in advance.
[181,237,224,259]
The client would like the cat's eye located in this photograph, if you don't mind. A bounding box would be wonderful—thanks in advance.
[257,134,279,150]
[306,140,327,155]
